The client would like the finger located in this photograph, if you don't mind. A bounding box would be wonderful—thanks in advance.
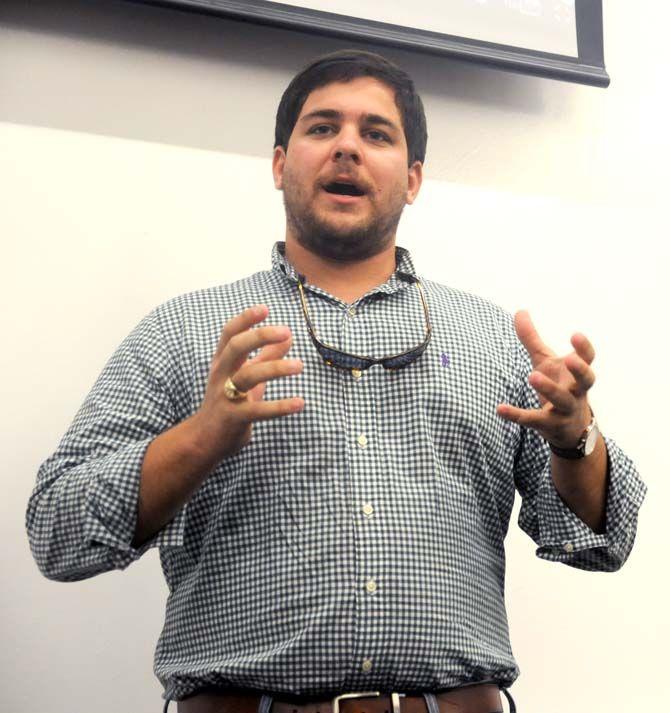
[215,305,269,360]
[248,336,293,365]
[528,371,575,413]
[244,397,305,422]
[514,310,554,364]
[232,357,303,393]
[245,338,294,402]
[496,402,547,428]
[223,325,293,375]
[570,332,596,365]
[564,353,596,394]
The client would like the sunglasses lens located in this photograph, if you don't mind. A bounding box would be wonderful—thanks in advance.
[318,344,369,370]
[383,339,430,370]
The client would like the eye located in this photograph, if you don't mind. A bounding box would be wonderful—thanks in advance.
[367,129,391,143]
[308,124,335,136]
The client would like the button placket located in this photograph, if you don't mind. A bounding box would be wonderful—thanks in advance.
[340,297,388,687]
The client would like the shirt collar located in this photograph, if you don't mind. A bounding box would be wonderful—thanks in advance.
[270,241,418,294]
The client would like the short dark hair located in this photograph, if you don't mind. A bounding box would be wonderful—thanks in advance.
[274,49,427,166]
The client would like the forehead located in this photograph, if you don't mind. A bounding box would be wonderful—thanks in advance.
[298,76,402,124]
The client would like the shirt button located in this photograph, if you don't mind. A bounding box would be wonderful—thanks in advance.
[362,503,374,517]
[351,368,362,380]
[357,434,368,448]
[347,306,357,318]
[361,658,373,673]
[563,542,574,553]
[366,579,377,594]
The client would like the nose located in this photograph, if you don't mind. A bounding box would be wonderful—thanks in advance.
[332,127,361,165]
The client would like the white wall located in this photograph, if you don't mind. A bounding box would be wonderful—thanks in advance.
[1,1,666,711]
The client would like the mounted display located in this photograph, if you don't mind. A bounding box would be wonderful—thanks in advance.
[125,0,609,87]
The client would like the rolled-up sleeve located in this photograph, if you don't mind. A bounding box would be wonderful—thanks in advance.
[511,335,647,572]
[26,307,187,582]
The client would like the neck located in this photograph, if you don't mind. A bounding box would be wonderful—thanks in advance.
[284,236,397,304]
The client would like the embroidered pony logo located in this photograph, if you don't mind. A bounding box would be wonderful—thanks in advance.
[440,353,450,368]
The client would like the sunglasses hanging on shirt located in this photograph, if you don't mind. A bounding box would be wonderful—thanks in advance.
[296,274,432,373]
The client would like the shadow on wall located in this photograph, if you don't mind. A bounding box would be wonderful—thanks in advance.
[1,0,551,166]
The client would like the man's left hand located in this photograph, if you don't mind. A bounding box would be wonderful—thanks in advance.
[496,310,595,448]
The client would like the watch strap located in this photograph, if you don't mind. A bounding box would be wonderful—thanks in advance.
[548,408,597,460]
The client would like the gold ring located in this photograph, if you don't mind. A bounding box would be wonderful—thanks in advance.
[223,376,248,401]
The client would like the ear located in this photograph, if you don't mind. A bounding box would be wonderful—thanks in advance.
[406,160,423,205]
[272,145,287,190]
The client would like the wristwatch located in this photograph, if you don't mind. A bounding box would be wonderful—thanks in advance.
[548,409,600,460]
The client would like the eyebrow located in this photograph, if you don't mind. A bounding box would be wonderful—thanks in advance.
[299,109,399,132]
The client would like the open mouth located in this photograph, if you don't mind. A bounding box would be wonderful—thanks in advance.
[322,181,366,197]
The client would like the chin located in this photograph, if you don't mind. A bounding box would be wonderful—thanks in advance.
[286,199,400,261]
[298,227,392,263]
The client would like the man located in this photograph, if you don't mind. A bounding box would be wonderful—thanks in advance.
[26,50,646,713]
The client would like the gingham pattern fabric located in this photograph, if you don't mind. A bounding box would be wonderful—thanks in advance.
[26,242,647,706]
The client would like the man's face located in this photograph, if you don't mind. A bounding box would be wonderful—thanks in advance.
[272,76,423,262]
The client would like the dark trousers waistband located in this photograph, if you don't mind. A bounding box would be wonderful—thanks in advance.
[168,683,517,713]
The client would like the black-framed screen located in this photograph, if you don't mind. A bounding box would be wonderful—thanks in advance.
[123,0,609,87]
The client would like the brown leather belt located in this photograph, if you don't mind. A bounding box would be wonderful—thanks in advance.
[177,683,504,713]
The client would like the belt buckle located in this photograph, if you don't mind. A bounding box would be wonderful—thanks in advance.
[331,691,402,713]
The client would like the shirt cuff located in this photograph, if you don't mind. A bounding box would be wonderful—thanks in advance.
[83,436,188,570]
[534,435,647,571]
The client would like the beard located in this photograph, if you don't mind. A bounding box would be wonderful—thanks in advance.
[282,171,406,262]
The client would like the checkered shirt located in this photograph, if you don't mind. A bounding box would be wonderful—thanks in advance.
[26,242,647,704]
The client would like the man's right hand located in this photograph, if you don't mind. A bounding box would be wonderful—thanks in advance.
[191,304,305,464]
